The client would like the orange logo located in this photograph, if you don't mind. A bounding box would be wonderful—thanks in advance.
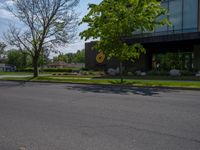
[96,52,105,63]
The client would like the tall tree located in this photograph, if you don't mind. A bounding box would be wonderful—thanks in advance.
[39,47,51,72]
[53,49,85,64]
[4,0,79,77]
[74,49,85,63]
[6,49,29,69]
[80,0,169,83]
[53,53,69,63]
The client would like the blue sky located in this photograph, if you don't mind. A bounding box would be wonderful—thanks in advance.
[0,0,102,55]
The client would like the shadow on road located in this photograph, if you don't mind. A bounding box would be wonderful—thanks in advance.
[66,84,176,96]
[0,81,177,96]
[0,81,26,88]
[0,77,35,88]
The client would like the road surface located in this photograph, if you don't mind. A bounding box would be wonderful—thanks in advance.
[0,81,200,150]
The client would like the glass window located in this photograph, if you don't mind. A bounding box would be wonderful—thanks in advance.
[135,0,199,37]
[168,0,182,32]
[156,1,168,33]
[183,0,198,32]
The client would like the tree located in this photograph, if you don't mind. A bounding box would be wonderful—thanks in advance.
[53,49,85,64]
[80,0,169,83]
[74,49,85,63]
[0,42,7,61]
[39,47,51,72]
[53,53,69,63]
[4,0,79,77]
[66,53,75,63]
[6,49,30,69]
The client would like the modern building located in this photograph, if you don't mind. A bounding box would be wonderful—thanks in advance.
[85,0,200,72]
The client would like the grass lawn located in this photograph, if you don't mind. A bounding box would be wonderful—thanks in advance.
[0,72,32,75]
[1,75,200,89]
[0,72,59,75]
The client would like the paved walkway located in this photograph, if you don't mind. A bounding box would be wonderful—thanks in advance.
[0,75,32,79]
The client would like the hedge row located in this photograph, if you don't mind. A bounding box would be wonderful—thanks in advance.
[17,68,74,72]
[43,68,73,72]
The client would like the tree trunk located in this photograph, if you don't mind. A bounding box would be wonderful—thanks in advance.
[41,50,44,73]
[119,62,123,84]
[33,56,39,78]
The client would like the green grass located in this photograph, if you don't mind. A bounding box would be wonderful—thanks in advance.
[1,75,200,89]
[98,75,200,81]
[0,72,60,75]
[0,72,32,75]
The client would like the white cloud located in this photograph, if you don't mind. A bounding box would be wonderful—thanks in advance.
[0,9,14,20]
[0,0,17,21]
[57,40,85,54]
[4,0,15,6]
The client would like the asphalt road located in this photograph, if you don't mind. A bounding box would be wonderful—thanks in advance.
[0,81,200,150]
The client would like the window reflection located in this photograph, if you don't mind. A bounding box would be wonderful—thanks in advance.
[138,0,199,37]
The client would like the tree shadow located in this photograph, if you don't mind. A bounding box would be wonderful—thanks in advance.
[0,81,26,88]
[66,84,176,96]
[0,77,35,88]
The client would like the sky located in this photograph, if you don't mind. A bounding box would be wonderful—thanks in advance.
[0,0,102,55]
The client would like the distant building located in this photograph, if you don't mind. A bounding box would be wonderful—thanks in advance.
[0,64,16,72]
[85,0,200,71]
[47,61,84,68]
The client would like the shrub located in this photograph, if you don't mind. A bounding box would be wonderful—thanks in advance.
[181,70,195,76]
[148,70,168,76]
[17,68,33,72]
[43,68,73,72]
[81,68,89,71]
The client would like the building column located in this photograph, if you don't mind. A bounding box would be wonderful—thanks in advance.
[193,45,200,70]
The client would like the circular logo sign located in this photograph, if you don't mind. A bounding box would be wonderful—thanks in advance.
[96,52,105,64]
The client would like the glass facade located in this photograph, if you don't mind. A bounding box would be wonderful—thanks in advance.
[152,52,194,71]
[137,0,199,37]
[183,0,198,32]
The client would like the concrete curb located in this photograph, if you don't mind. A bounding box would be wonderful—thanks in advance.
[1,79,200,91]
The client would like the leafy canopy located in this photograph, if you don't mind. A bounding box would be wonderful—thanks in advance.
[80,0,169,62]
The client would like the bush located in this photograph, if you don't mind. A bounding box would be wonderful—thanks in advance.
[17,68,79,73]
[148,70,168,76]
[180,70,195,76]
[43,68,73,72]
[17,68,33,72]
[81,68,89,71]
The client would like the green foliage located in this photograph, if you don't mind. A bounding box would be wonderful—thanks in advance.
[6,50,31,69]
[2,76,200,89]
[53,49,85,63]
[17,68,73,73]
[43,68,73,72]
[153,52,193,71]
[80,0,169,62]
[38,48,51,68]
[17,68,33,72]
[180,70,196,76]
[53,54,69,63]
[147,70,168,76]
[74,50,85,63]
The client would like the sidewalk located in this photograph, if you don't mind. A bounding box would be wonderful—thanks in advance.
[0,75,32,79]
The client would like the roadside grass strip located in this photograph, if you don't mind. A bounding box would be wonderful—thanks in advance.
[1,75,200,89]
